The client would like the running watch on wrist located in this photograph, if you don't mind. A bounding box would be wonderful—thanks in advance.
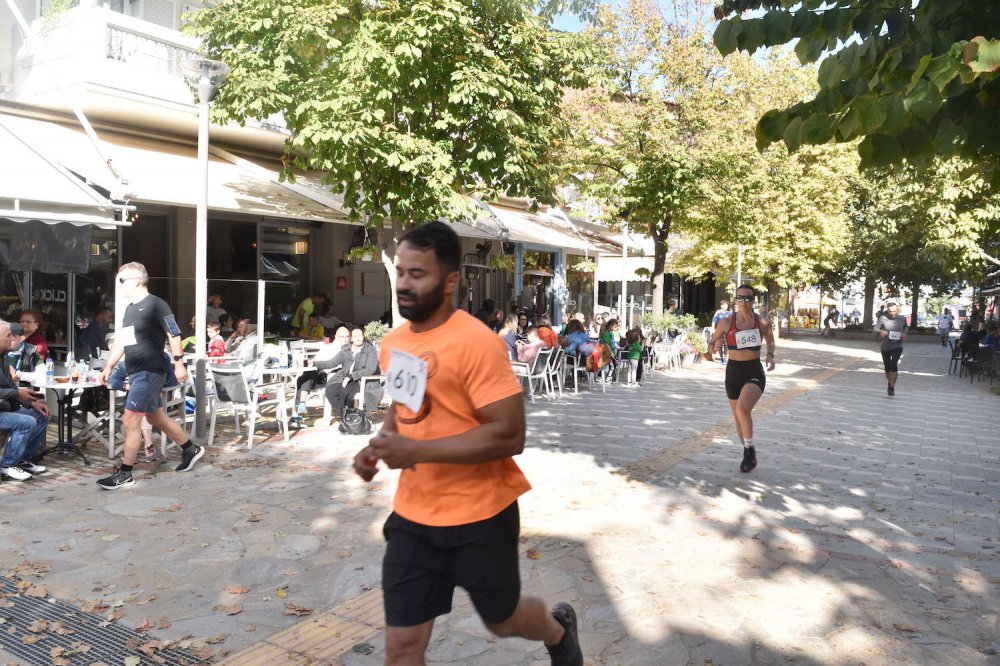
[172,354,184,362]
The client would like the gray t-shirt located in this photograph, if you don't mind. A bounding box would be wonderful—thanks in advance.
[875,315,908,351]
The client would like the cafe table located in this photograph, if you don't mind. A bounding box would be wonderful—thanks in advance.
[30,373,103,465]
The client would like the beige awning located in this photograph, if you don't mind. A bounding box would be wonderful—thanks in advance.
[0,113,124,226]
[0,114,349,224]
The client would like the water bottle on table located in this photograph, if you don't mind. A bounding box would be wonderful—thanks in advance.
[45,357,55,384]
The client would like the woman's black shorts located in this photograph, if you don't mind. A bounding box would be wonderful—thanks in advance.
[881,347,903,372]
[725,359,766,400]
[382,501,521,627]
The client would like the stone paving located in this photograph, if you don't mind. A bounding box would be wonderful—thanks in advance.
[0,336,997,665]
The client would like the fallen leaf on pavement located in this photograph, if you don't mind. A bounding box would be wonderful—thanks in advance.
[25,585,48,598]
[283,603,313,617]
[526,549,541,560]
[153,503,183,513]
[226,604,243,616]
[248,512,263,522]
[244,625,255,632]
[124,656,141,666]
[225,585,249,595]
[204,634,226,644]
[101,535,120,541]
[135,618,153,633]
[352,642,375,655]
[27,619,49,633]
[157,617,172,629]
[893,623,918,632]
[276,587,288,599]
[57,545,71,552]
[21,635,43,644]
[129,593,157,605]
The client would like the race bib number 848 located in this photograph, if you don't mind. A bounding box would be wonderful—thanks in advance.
[735,328,761,349]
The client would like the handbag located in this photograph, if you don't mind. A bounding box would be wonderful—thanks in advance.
[340,406,372,435]
[593,342,613,370]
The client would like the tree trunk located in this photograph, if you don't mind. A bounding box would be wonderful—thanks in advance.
[379,217,413,328]
[910,280,920,329]
[648,215,671,317]
[862,273,876,328]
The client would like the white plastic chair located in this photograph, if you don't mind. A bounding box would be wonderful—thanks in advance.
[511,348,553,404]
[321,374,388,428]
[208,362,287,449]
[545,346,565,398]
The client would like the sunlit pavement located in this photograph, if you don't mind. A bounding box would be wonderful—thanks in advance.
[0,336,997,664]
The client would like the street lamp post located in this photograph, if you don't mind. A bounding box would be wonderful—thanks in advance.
[181,57,228,442]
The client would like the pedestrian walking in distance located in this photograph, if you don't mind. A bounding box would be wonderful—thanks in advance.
[97,262,204,489]
[352,221,583,666]
[706,285,776,473]
[874,302,907,397]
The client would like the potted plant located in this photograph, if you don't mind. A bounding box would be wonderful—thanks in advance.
[489,254,514,271]
[681,330,707,365]
[364,320,390,348]
[348,244,379,263]
[573,258,597,273]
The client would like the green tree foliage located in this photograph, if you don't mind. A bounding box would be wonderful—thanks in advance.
[188,0,595,320]
[713,1,1000,173]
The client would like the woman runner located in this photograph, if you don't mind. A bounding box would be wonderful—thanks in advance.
[706,285,776,472]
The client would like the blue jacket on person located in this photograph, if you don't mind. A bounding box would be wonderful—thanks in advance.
[565,330,592,357]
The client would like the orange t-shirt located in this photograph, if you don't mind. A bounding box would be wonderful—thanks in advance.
[379,309,530,527]
[537,326,557,349]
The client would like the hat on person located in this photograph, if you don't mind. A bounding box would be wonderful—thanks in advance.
[9,322,23,336]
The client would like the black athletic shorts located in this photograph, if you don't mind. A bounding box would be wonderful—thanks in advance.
[725,358,766,400]
[881,347,903,372]
[382,501,521,627]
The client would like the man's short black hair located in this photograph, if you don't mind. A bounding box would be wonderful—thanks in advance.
[735,284,756,296]
[399,221,461,274]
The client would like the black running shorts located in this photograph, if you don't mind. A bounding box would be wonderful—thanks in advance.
[881,347,903,372]
[725,358,766,400]
[382,501,521,627]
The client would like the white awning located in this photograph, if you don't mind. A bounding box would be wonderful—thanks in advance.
[596,255,654,282]
[0,113,349,224]
[0,113,124,227]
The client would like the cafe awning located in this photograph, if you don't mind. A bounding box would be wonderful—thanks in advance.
[0,113,124,227]
[0,113,349,224]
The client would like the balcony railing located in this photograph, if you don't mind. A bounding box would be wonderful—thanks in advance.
[105,25,197,78]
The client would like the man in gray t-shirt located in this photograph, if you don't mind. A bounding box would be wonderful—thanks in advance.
[874,303,908,396]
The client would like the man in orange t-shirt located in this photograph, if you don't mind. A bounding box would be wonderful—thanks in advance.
[354,221,583,666]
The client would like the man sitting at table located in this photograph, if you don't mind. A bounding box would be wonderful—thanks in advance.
[79,307,113,360]
[295,326,350,418]
[0,318,50,481]
[5,323,40,383]
[298,313,325,341]
[325,327,381,426]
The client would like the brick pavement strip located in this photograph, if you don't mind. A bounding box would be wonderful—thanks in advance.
[0,337,998,664]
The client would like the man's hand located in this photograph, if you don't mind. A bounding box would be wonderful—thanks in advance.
[174,363,189,384]
[369,430,420,470]
[31,400,50,418]
[100,367,112,388]
[879,330,888,338]
[342,377,350,387]
[17,387,42,403]
[353,445,380,482]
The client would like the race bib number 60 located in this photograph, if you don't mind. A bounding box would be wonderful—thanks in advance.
[735,328,761,349]
[386,349,428,413]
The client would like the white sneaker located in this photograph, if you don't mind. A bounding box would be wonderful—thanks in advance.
[19,461,46,474]
[2,466,32,481]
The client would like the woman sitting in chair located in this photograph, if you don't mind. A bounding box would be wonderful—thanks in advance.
[324,328,381,421]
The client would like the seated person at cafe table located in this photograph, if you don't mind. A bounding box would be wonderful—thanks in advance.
[324,328,381,421]
[563,319,593,358]
[0,318,50,481]
[295,325,351,417]
[18,309,49,362]
[79,307,113,360]
[516,326,546,365]
[317,303,344,336]
[96,261,203,490]
[5,323,41,383]
[207,321,227,361]
[498,313,520,361]
[225,318,257,360]
[536,315,558,349]
[298,313,326,341]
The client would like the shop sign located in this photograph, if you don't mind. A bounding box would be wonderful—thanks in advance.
[32,289,67,303]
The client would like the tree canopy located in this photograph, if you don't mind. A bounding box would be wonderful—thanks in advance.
[713,1,1000,174]
[188,0,595,227]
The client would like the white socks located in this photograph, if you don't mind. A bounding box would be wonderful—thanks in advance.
[744,438,753,450]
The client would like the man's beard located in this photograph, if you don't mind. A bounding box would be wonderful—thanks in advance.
[398,279,446,323]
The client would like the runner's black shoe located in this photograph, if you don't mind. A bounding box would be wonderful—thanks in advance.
[97,468,135,490]
[175,444,204,472]
[740,446,757,473]
[547,602,583,666]
[887,385,894,397]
